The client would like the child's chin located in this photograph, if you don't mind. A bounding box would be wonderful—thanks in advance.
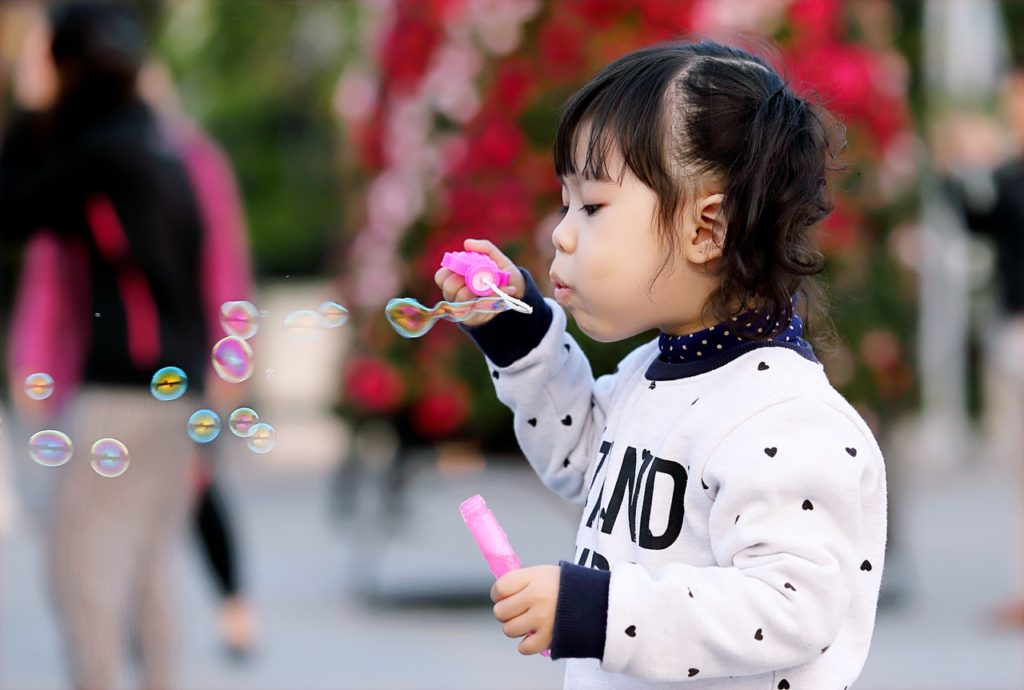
[574,316,636,344]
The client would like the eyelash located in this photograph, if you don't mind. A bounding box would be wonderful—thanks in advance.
[559,204,602,216]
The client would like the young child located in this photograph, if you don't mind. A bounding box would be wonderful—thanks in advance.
[436,41,886,689]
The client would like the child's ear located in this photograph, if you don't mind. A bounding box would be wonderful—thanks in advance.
[683,193,727,265]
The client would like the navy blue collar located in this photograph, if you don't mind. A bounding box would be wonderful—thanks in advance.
[648,310,817,380]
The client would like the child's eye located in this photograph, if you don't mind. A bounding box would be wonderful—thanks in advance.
[559,205,569,216]
[582,204,602,216]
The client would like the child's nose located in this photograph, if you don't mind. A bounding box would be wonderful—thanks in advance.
[551,216,575,254]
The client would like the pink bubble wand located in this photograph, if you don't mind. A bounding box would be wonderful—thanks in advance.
[460,494,551,657]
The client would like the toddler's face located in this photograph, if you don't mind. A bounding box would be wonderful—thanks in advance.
[549,140,719,342]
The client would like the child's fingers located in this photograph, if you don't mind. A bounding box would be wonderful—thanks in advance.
[517,629,549,656]
[493,594,530,623]
[434,267,453,290]
[501,611,537,640]
[491,569,529,603]
[464,238,513,270]
[441,272,468,301]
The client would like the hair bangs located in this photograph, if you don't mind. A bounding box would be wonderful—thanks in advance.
[554,49,679,189]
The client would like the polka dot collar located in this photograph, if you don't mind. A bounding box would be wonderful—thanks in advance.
[658,310,810,364]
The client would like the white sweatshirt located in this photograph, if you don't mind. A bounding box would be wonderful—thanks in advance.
[465,279,887,690]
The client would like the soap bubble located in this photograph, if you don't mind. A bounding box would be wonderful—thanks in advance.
[384,296,507,338]
[219,300,260,340]
[28,430,73,467]
[246,423,276,454]
[318,301,349,328]
[150,366,189,401]
[24,372,55,400]
[188,409,221,444]
[283,310,324,342]
[90,438,130,478]
[212,336,255,383]
[228,407,259,437]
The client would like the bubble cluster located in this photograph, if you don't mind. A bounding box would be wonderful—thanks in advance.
[220,300,260,340]
[228,407,259,437]
[246,423,276,454]
[150,366,189,401]
[318,301,349,328]
[212,336,255,383]
[188,409,222,444]
[29,430,73,467]
[90,438,130,478]
[24,372,55,401]
[283,310,325,342]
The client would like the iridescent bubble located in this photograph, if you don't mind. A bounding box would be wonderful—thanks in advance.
[246,423,276,454]
[228,407,259,437]
[28,430,73,467]
[219,300,260,340]
[150,366,189,401]
[318,301,349,328]
[90,438,130,478]
[212,336,255,383]
[284,310,325,342]
[24,372,55,401]
[188,409,222,444]
[384,296,509,338]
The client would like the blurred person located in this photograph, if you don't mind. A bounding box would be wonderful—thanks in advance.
[0,3,215,687]
[140,56,260,660]
[941,57,1024,628]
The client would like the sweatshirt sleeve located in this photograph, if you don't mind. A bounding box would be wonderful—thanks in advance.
[597,397,885,682]
[462,270,640,506]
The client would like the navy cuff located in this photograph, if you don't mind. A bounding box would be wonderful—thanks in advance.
[460,268,553,367]
[550,561,610,660]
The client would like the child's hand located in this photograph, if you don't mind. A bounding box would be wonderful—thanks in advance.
[491,564,560,655]
[433,238,525,328]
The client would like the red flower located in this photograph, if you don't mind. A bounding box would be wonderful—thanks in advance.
[570,0,634,29]
[637,0,693,39]
[789,0,842,43]
[471,118,525,171]
[489,60,534,116]
[344,355,405,413]
[380,10,443,95]
[539,22,586,80]
[410,379,470,439]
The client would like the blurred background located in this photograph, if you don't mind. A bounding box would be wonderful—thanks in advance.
[0,0,1022,688]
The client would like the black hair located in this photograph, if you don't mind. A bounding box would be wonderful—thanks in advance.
[553,40,844,341]
[49,1,146,105]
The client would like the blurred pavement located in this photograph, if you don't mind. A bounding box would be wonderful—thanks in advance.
[2,441,1023,689]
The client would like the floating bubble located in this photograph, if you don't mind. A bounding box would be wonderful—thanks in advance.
[24,372,55,401]
[384,296,510,338]
[212,336,255,383]
[228,407,259,437]
[246,423,276,454]
[90,438,130,478]
[188,409,222,444]
[283,310,325,342]
[318,301,349,328]
[28,430,73,467]
[150,366,189,401]
[265,368,275,379]
[219,300,260,339]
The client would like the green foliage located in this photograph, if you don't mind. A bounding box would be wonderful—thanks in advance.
[156,0,362,278]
